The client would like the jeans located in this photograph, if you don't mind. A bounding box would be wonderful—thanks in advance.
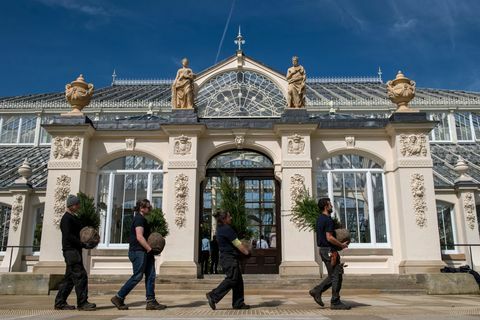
[117,251,156,300]
[200,250,210,274]
[210,253,219,274]
[208,254,244,308]
[55,249,89,307]
[310,247,344,304]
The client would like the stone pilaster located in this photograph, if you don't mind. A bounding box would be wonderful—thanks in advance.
[160,125,204,277]
[275,124,319,277]
[386,113,445,273]
[33,116,95,274]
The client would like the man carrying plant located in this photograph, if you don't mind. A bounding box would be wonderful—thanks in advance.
[111,199,166,311]
[54,194,96,311]
[309,198,351,310]
[206,211,251,310]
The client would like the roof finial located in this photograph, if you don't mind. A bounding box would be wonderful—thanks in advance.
[378,66,383,83]
[234,26,245,52]
[112,69,117,86]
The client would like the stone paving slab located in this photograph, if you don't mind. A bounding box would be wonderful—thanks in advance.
[0,292,479,319]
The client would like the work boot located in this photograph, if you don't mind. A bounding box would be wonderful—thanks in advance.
[331,301,351,310]
[233,303,250,310]
[206,292,216,310]
[309,289,324,307]
[77,302,96,311]
[54,303,76,310]
[111,295,128,310]
[146,299,167,310]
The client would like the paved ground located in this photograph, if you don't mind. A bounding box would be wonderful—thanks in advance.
[0,290,479,319]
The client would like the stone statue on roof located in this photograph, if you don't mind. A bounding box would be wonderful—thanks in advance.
[286,56,306,108]
[172,58,196,109]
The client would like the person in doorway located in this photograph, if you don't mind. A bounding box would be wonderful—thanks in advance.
[258,235,269,249]
[111,199,166,311]
[206,211,251,310]
[201,235,211,275]
[309,198,351,310]
[54,194,96,311]
[210,235,219,274]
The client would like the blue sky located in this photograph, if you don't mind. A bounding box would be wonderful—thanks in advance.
[1,0,479,96]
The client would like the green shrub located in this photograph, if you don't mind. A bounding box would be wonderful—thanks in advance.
[147,208,169,237]
[291,191,319,232]
[76,192,100,230]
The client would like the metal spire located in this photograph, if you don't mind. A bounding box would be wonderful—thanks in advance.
[378,66,383,83]
[234,26,245,51]
[112,69,117,85]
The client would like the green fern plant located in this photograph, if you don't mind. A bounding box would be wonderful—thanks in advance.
[146,208,169,237]
[290,191,319,232]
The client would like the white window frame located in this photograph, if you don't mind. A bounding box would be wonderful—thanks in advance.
[437,202,458,254]
[454,112,475,143]
[0,114,40,146]
[429,112,453,143]
[96,168,163,249]
[322,168,391,249]
[31,204,45,256]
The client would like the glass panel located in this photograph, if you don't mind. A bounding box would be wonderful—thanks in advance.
[372,173,387,243]
[40,115,57,144]
[0,205,11,251]
[32,205,44,249]
[96,174,110,242]
[437,202,455,251]
[152,173,163,210]
[0,116,20,143]
[320,154,381,170]
[455,112,473,141]
[110,174,126,244]
[207,150,273,169]
[316,172,328,198]
[430,113,451,141]
[472,113,480,140]
[103,155,162,170]
[19,116,36,144]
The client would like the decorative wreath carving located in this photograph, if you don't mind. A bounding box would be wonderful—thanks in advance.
[464,192,476,230]
[11,194,23,232]
[53,137,81,160]
[411,173,427,228]
[53,175,71,227]
[174,174,189,228]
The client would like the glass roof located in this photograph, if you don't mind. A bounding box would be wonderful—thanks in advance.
[207,150,273,169]
[196,70,287,118]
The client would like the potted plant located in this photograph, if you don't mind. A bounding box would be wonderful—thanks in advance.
[76,192,101,249]
[146,208,169,255]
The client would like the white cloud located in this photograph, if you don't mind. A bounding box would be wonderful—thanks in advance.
[37,0,110,17]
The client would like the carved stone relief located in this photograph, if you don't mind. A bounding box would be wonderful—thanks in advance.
[400,134,427,157]
[174,174,189,228]
[11,194,23,232]
[125,138,135,151]
[53,136,81,160]
[287,134,305,154]
[410,173,427,228]
[174,135,192,155]
[53,175,71,227]
[345,136,355,148]
[235,135,245,149]
[464,192,476,230]
[290,174,305,207]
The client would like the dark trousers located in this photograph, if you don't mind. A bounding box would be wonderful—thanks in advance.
[210,253,219,274]
[55,249,88,307]
[208,254,244,308]
[200,250,210,274]
[311,247,343,304]
[117,251,156,300]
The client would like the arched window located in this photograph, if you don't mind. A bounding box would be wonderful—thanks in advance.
[436,201,457,253]
[316,154,389,247]
[0,204,11,252]
[96,155,163,247]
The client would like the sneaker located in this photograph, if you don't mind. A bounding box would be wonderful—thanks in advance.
[205,293,216,310]
[77,302,96,311]
[233,303,251,310]
[111,295,129,310]
[331,301,351,310]
[309,289,324,307]
[146,299,167,310]
[54,303,76,310]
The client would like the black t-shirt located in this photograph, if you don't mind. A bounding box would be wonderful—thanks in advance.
[60,212,83,251]
[129,213,151,252]
[210,239,219,256]
[316,214,335,248]
[216,224,238,256]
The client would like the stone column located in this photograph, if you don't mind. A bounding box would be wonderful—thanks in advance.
[454,158,480,270]
[33,117,95,274]
[386,113,445,273]
[0,162,33,272]
[275,124,320,277]
[159,125,204,277]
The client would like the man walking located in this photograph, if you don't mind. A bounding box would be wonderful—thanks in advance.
[210,235,219,274]
[111,199,166,310]
[200,235,210,275]
[309,198,350,310]
[54,194,96,311]
[206,211,251,310]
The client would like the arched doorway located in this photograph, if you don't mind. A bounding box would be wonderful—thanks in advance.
[200,150,281,274]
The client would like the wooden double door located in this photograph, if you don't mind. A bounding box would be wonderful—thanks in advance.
[201,169,281,274]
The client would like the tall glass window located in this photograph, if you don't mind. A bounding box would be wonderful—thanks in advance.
[436,201,456,253]
[0,204,11,252]
[472,113,480,141]
[96,155,163,247]
[32,204,44,252]
[454,112,474,141]
[316,154,389,247]
[39,115,57,144]
[430,113,451,142]
[0,115,37,144]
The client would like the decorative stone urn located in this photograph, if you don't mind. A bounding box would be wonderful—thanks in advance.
[16,158,32,184]
[386,71,417,112]
[65,74,94,113]
[454,156,470,182]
